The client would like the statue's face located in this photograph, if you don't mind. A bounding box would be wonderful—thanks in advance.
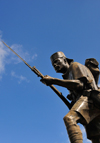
[52,57,69,73]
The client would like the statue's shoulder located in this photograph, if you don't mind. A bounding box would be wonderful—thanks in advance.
[69,62,91,79]
[70,62,81,66]
[69,62,84,70]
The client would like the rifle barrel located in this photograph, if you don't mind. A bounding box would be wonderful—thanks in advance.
[2,41,71,109]
[2,41,32,70]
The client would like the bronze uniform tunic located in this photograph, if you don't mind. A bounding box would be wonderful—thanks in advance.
[63,62,100,139]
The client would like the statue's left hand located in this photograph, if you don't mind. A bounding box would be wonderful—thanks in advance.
[40,75,53,86]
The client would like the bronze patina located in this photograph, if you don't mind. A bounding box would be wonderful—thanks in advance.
[2,41,100,143]
[41,51,100,143]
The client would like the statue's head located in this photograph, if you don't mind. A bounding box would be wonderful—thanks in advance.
[50,51,73,73]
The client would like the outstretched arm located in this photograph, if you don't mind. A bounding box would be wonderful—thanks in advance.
[41,75,84,91]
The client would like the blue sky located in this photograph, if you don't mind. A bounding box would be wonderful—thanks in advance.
[0,1,100,143]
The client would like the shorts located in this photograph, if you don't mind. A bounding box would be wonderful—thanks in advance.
[71,95,100,139]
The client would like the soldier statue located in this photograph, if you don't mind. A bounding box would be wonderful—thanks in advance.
[41,51,100,143]
[2,41,100,143]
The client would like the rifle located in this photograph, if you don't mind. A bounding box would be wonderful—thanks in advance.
[2,41,71,109]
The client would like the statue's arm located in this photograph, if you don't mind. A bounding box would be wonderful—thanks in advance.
[41,75,83,90]
[52,78,83,90]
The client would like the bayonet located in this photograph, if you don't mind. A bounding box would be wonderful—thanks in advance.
[2,41,71,109]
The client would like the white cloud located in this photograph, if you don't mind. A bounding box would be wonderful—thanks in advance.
[10,44,31,64]
[0,33,37,80]
[32,54,37,59]
[0,40,8,74]
[11,71,30,84]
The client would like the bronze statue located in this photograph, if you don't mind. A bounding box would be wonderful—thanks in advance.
[2,41,100,143]
[41,51,100,143]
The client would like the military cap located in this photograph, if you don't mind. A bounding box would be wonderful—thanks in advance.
[50,51,74,65]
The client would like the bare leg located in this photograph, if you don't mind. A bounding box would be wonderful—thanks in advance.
[63,111,84,143]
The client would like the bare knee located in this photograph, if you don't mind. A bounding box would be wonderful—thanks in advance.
[63,114,73,127]
[63,111,80,127]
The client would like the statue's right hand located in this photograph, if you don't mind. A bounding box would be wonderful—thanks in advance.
[40,75,53,86]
